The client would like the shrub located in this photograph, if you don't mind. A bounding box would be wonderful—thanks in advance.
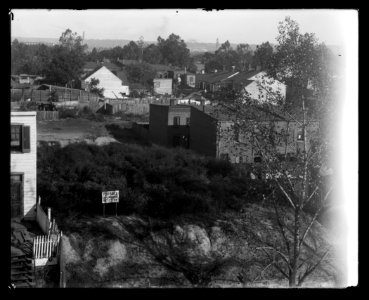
[37,142,269,220]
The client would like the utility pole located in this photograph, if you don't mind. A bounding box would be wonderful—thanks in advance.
[215,38,219,52]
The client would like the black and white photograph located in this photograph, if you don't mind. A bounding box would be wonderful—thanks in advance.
[9,8,358,288]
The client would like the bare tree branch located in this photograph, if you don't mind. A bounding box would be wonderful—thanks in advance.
[301,185,319,209]
[297,247,331,286]
[272,196,291,257]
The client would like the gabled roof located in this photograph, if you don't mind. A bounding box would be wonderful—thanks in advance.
[82,65,130,85]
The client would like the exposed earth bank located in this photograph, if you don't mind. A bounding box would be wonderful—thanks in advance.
[59,203,342,288]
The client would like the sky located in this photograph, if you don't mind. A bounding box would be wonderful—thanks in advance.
[10,9,357,46]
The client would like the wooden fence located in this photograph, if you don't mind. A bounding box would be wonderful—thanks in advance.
[34,197,62,267]
[11,88,100,103]
[37,111,59,121]
[36,197,60,235]
[33,233,62,267]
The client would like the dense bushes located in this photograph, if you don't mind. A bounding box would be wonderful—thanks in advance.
[37,142,269,220]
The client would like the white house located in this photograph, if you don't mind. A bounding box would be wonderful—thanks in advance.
[81,66,130,99]
[153,78,173,95]
[243,71,287,103]
[11,111,37,220]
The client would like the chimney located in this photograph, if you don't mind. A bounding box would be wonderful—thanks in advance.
[232,66,235,72]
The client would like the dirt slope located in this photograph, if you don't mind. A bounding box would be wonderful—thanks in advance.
[59,203,341,288]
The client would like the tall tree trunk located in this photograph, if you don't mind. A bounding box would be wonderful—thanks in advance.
[289,207,301,287]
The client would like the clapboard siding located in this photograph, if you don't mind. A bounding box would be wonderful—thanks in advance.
[11,112,37,220]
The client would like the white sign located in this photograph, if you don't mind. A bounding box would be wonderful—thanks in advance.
[102,191,119,203]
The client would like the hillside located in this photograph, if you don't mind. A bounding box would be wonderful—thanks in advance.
[12,36,342,55]
[59,204,341,288]
[12,36,257,53]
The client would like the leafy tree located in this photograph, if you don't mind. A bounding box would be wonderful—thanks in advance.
[88,47,99,61]
[88,78,104,97]
[11,41,51,76]
[253,41,274,70]
[157,33,190,67]
[225,16,337,287]
[143,44,163,64]
[137,36,145,62]
[215,40,239,72]
[43,29,87,86]
[266,17,333,114]
[122,41,140,60]
[125,63,156,87]
[236,43,253,71]
[59,28,87,53]
[203,52,223,73]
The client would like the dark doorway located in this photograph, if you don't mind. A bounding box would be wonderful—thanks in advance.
[11,174,23,218]
[172,135,189,148]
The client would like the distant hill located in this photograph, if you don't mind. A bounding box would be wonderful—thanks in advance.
[12,36,258,53]
[12,36,342,55]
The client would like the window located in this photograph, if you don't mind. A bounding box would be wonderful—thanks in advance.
[11,125,31,153]
[254,151,262,163]
[173,116,180,126]
[297,130,304,141]
[186,117,190,126]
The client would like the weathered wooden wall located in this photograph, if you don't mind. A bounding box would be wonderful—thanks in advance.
[10,111,37,219]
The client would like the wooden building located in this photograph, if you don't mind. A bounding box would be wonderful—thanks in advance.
[11,111,37,220]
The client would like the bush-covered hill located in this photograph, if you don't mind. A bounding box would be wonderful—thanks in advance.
[38,142,341,287]
[38,142,269,219]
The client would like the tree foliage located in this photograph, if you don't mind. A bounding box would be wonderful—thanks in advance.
[88,78,105,97]
[157,34,191,67]
[253,42,274,70]
[224,16,337,287]
[37,142,268,220]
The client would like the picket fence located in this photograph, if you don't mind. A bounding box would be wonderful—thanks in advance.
[34,197,62,267]
[33,234,61,260]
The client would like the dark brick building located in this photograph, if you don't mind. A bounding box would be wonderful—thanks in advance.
[189,105,320,164]
[149,104,191,148]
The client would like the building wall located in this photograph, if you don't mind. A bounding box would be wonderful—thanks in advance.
[167,106,191,148]
[184,74,196,88]
[167,106,191,126]
[84,66,130,98]
[244,72,287,102]
[153,79,173,95]
[189,107,218,157]
[216,121,254,164]
[189,107,319,164]
[149,104,169,146]
[11,111,37,220]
